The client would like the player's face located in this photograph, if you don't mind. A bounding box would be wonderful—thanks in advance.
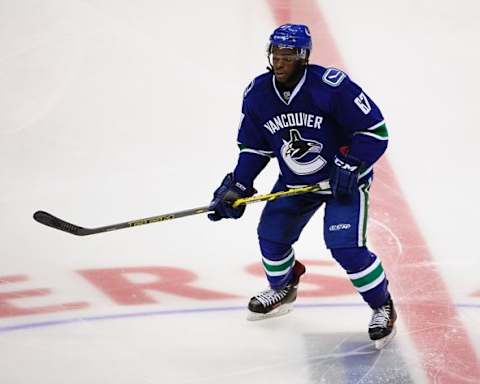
[270,46,305,86]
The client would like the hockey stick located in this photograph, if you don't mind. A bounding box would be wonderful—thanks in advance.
[33,180,330,236]
[232,180,330,208]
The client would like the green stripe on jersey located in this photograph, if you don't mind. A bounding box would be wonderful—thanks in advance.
[370,123,388,138]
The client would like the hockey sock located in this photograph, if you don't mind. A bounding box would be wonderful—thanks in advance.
[331,247,389,308]
[259,238,295,290]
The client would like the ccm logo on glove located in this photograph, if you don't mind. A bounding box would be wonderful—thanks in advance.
[334,157,359,172]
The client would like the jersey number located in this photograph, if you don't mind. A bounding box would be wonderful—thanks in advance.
[354,92,371,114]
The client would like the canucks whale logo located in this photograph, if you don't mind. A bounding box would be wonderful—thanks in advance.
[280,129,327,175]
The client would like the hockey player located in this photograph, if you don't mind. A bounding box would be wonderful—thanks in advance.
[208,24,396,349]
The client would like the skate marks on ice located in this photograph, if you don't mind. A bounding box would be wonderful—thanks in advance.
[304,333,413,384]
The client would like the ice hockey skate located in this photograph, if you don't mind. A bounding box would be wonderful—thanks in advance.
[247,260,306,321]
[369,297,397,349]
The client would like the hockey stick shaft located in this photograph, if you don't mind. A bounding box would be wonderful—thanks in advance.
[232,180,329,208]
[33,180,330,236]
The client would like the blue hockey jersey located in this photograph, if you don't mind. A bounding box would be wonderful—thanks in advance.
[234,64,388,189]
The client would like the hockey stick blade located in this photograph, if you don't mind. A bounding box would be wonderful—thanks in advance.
[33,211,90,236]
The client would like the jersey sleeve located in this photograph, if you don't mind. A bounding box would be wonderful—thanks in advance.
[233,91,273,186]
[331,75,389,167]
[237,98,274,157]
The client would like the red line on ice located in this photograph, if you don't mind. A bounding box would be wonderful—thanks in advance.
[266,0,480,382]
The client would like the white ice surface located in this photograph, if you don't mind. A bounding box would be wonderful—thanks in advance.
[0,1,479,383]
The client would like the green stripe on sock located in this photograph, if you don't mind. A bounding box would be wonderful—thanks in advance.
[351,263,384,288]
[263,257,294,273]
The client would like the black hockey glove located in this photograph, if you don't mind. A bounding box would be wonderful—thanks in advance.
[208,173,256,221]
[330,153,364,201]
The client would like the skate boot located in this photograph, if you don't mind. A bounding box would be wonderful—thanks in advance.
[369,297,397,349]
[247,260,306,321]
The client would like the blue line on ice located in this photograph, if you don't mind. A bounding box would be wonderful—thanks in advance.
[0,302,478,333]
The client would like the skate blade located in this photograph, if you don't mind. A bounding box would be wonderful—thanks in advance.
[246,304,293,321]
[374,326,397,350]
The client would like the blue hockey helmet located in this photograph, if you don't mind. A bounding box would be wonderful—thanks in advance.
[268,24,312,58]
